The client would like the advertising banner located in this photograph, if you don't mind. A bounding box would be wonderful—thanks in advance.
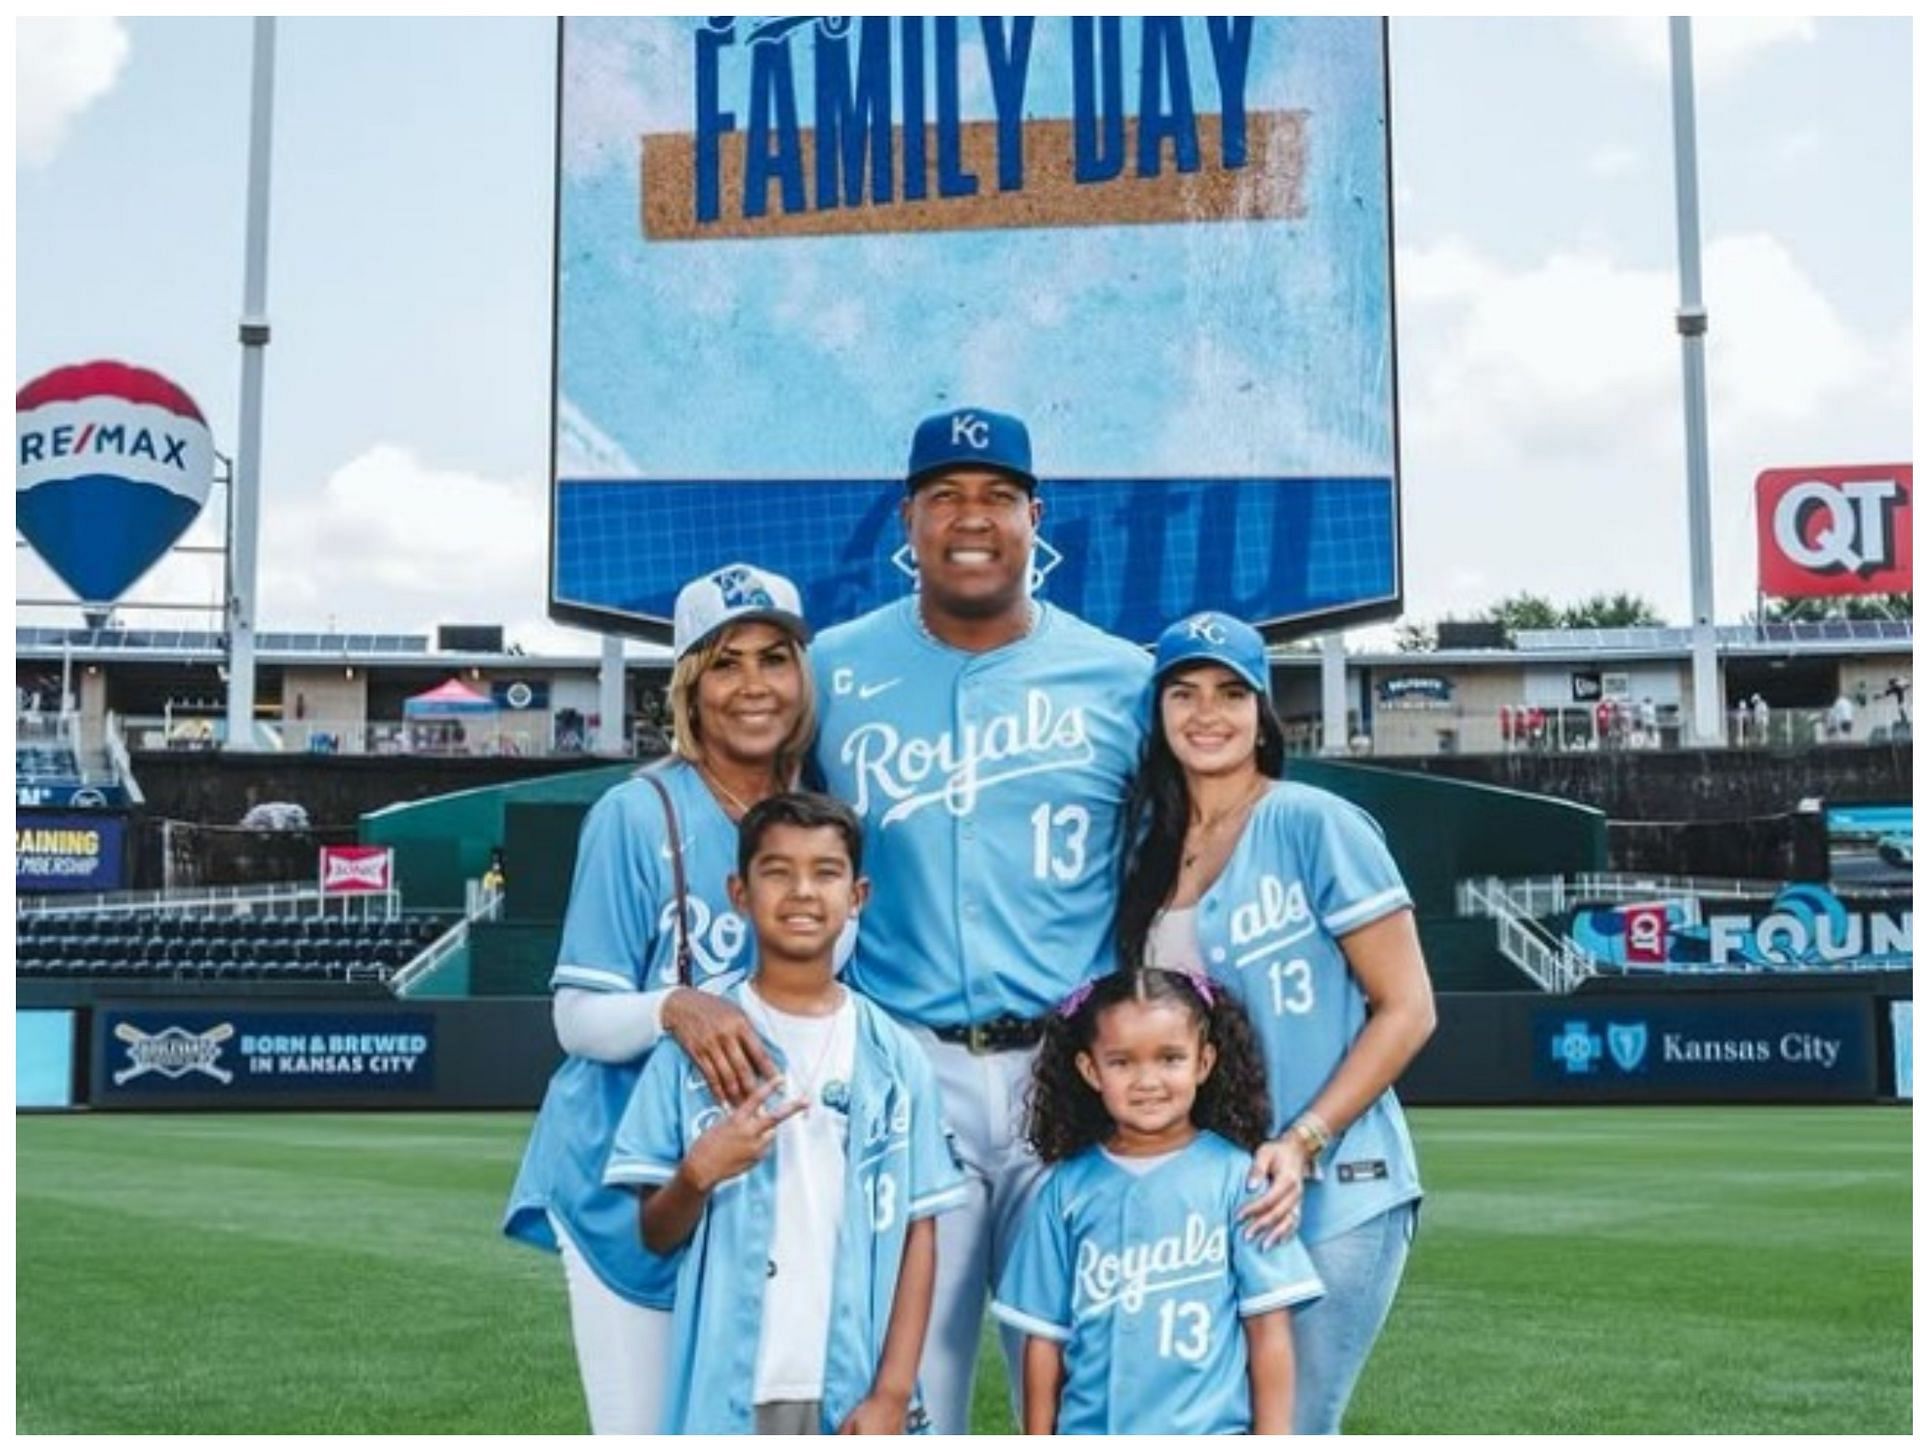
[551,18,1399,644]
[94,1009,435,1099]
[1892,1000,1913,1101]
[17,1010,77,1109]
[1569,883,1911,972]
[15,781,128,809]
[16,812,126,892]
[1756,464,1912,599]
[319,845,395,895]
[1534,995,1875,1099]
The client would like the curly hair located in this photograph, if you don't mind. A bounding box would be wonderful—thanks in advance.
[1026,967,1273,1162]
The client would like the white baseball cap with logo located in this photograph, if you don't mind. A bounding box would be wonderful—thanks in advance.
[672,563,809,661]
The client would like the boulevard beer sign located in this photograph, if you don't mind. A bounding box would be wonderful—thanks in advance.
[550,18,1401,645]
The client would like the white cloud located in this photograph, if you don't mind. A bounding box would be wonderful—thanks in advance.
[254,445,599,653]
[1587,144,1641,179]
[1778,128,1819,164]
[1594,17,1816,86]
[1395,232,1907,624]
[16,17,130,166]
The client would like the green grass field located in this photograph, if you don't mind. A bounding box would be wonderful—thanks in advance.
[16,1108,1910,1434]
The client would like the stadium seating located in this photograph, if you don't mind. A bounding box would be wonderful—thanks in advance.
[12,908,454,986]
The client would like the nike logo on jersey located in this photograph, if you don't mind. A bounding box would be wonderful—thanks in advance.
[839,688,1095,825]
[1076,1212,1228,1316]
[856,679,902,699]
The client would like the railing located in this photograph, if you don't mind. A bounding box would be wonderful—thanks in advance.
[1457,878,1594,993]
[390,916,476,996]
[1357,701,1910,758]
[16,881,400,920]
[103,713,146,805]
[1459,872,1904,919]
[116,713,639,759]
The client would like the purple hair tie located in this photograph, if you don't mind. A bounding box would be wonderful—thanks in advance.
[1058,980,1095,1019]
[1187,971,1216,1009]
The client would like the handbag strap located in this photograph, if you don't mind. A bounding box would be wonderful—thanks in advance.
[641,770,695,987]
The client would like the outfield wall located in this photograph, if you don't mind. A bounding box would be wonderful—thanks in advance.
[19,982,1908,1112]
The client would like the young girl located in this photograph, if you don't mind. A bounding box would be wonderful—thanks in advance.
[993,968,1324,1436]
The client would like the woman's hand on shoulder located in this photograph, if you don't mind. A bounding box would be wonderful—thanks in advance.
[1238,1134,1310,1246]
[661,987,778,1105]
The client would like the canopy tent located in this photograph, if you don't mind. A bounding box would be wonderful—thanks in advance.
[402,678,497,717]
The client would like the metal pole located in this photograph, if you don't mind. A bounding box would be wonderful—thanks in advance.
[597,632,628,756]
[1669,18,1723,745]
[226,17,276,752]
[1318,630,1349,755]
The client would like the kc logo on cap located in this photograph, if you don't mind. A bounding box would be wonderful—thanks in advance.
[950,412,991,450]
[907,405,1036,491]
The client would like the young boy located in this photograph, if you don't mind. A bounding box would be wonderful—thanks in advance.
[605,792,968,1435]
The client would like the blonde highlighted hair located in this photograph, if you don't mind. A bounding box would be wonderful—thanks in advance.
[667,624,816,785]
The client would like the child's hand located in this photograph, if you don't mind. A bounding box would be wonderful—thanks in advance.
[683,1078,807,1192]
[838,1388,910,1434]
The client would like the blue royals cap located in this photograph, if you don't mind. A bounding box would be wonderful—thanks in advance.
[1152,612,1270,694]
[906,406,1037,491]
[672,562,808,661]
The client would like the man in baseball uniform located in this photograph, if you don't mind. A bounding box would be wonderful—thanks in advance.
[811,406,1151,1432]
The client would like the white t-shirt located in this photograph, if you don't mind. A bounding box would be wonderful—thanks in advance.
[739,983,858,1404]
[1145,905,1202,973]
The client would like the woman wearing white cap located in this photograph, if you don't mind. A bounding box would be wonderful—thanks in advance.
[1114,611,1436,1435]
[505,563,814,1434]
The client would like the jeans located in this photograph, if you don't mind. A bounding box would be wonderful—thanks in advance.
[1292,1201,1418,1434]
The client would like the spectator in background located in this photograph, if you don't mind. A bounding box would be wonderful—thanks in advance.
[1829,691,1855,740]
[1883,677,1910,728]
[1637,696,1657,746]
[1733,697,1750,747]
[1750,693,1770,747]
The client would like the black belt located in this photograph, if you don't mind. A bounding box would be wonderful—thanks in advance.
[929,1015,1046,1054]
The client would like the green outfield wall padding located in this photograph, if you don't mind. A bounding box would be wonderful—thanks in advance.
[361,765,632,911]
[1289,758,1608,918]
[1415,917,1536,993]
[503,803,596,923]
[469,921,566,997]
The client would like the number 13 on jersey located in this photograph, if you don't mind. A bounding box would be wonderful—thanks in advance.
[1030,803,1090,881]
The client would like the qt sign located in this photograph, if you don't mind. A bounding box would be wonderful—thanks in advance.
[1756,465,1912,599]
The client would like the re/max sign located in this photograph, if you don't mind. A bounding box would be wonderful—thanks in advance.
[644,17,1306,242]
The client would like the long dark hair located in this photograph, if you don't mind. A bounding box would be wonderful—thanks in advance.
[1115,668,1286,969]
[1026,967,1273,1162]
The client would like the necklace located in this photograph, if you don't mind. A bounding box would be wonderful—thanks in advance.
[1180,780,1267,870]
[750,982,850,1106]
[697,764,763,817]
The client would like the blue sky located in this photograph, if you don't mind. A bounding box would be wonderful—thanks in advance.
[16,17,1913,652]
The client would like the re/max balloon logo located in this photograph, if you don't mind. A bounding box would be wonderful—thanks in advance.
[19,422,194,469]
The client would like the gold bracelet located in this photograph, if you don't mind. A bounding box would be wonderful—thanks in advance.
[1286,1109,1333,1159]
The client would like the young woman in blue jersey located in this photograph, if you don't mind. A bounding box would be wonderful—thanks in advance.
[503,564,815,1435]
[1115,611,1438,1435]
[994,967,1323,1435]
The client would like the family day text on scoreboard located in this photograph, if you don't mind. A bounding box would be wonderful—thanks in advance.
[550,17,1400,645]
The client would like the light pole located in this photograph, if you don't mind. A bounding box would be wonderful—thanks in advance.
[1669,17,1724,745]
[227,17,275,751]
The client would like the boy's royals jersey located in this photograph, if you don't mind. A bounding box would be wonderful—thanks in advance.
[811,600,1150,1027]
[1194,781,1422,1245]
[606,976,970,1435]
[993,1132,1324,1436]
[503,759,752,1306]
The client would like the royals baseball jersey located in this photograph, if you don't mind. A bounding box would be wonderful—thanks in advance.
[1193,781,1422,1245]
[504,758,755,1307]
[811,600,1151,1027]
[993,1132,1324,1436]
[606,975,970,1435]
